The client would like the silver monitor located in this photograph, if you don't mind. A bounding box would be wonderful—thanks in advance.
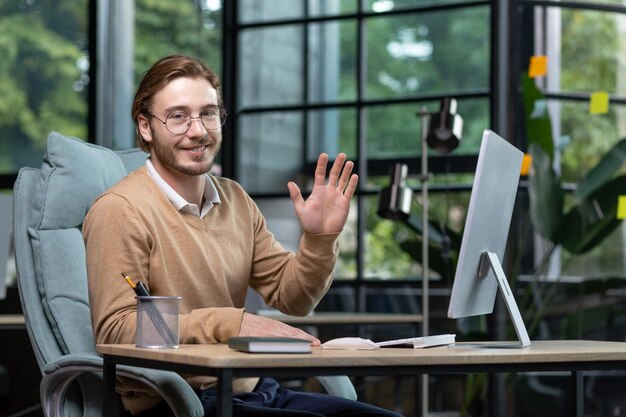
[447,129,530,348]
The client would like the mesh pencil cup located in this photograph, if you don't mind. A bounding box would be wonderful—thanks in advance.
[136,296,181,348]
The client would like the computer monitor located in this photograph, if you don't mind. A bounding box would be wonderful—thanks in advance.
[447,129,530,348]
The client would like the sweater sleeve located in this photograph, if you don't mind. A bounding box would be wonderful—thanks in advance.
[247,199,340,316]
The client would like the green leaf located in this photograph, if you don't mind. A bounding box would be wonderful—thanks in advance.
[575,138,626,200]
[521,73,554,160]
[554,175,626,254]
[528,143,564,240]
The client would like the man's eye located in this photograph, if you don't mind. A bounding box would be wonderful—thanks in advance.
[202,110,218,117]
[169,112,187,121]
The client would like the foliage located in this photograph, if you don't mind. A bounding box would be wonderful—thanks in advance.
[0,0,222,175]
[523,73,626,255]
[0,0,88,172]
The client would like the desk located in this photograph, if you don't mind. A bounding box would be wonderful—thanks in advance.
[0,314,25,330]
[98,340,626,417]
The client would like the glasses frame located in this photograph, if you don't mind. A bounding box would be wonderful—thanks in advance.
[148,108,227,135]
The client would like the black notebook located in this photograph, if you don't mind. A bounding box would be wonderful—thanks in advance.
[228,337,312,353]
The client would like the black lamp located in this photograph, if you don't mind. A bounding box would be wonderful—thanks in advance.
[425,97,463,154]
[377,163,412,223]
[377,163,445,244]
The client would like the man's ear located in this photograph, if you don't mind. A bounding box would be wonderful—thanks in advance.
[137,114,153,144]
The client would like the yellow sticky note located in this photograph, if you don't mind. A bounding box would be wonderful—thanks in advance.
[589,92,609,115]
[520,154,532,176]
[617,196,626,219]
[528,55,547,78]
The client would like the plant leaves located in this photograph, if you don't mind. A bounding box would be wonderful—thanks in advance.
[528,143,564,241]
[521,73,554,160]
[554,175,626,254]
[575,138,626,200]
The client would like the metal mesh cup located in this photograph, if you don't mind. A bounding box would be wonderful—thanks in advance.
[136,296,181,348]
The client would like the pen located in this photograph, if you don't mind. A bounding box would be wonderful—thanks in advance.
[121,272,177,347]
[122,272,150,296]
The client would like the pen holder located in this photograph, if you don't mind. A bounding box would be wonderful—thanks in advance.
[136,296,181,348]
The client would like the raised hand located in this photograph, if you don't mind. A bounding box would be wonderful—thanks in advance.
[287,153,358,234]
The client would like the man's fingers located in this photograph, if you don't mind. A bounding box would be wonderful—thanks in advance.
[327,153,346,186]
[337,160,354,191]
[314,153,329,186]
[343,174,359,199]
[287,181,304,212]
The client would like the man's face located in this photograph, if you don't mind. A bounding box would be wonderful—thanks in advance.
[138,77,222,181]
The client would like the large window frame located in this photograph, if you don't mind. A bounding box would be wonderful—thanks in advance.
[221,0,511,314]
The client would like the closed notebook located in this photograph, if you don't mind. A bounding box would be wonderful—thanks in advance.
[228,337,312,353]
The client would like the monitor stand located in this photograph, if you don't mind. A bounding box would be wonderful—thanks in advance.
[452,251,531,349]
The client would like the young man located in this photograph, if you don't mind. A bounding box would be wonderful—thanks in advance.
[83,55,402,417]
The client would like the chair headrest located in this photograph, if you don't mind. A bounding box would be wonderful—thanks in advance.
[33,132,134,230]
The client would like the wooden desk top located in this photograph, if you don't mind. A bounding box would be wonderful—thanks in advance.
[97,340,626,370]
[0,314,25,327]
[259,312,423,325]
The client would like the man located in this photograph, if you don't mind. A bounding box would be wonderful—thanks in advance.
[83,54,402,417]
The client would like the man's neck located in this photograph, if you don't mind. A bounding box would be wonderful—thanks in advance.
[150,161,205,207]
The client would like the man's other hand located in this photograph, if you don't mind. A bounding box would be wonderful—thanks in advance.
[239,312,320,346]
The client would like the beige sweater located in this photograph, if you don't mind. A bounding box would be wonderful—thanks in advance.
[83,167,339,414]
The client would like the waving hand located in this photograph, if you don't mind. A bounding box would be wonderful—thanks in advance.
[287,153,358,234]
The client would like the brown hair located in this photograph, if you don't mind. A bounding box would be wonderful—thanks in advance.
[131,54,223,152]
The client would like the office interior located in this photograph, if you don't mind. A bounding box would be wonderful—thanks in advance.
[1,0,626,416]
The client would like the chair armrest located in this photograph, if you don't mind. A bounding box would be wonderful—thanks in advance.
[41,353,203,417]
[314,376,357,401]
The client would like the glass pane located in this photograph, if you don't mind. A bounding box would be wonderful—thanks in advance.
[556,7,626,95]
[239,25,304,108]
[239,0,357,23]
[307,21,358,103]
[553,0,626,5]
[239,0,305,23]
[336,199,358,280]
[366,0,484,12]
[0,1,88,174]
[558,101,625,183]
[364,6,490,100]
[135,0,223,80]
[365,98,489,159]
[238,111,304,193]
[306,108,358,161]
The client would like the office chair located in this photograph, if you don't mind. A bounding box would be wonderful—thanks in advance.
[13,132,355,417]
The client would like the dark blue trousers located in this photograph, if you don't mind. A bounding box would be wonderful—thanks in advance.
[198,378,404,417]
[132,377,403,417]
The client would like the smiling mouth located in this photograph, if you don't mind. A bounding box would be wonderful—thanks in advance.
[185,145,208,153]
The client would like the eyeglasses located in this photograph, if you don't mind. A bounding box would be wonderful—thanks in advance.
[149,108,226,135]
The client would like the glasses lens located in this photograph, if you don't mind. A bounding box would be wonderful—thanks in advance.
[201,112,225,130]
[166,112,190,134]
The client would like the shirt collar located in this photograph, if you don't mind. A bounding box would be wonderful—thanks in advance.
[146,159,221,218]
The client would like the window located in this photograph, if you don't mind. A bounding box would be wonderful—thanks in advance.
[0,0,89,187]
[227,0,492,314]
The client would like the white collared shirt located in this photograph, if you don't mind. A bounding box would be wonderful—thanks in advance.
[146,159,221,218]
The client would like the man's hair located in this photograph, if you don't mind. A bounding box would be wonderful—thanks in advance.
[131,54,223,152]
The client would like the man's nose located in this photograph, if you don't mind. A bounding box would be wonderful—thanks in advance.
[187,117,207,136]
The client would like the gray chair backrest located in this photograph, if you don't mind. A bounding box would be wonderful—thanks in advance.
[13,132,148,412]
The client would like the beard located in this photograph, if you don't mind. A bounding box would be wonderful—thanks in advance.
[149,126,220,177]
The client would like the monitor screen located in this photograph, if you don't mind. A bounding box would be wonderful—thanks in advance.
[447,129,529,347]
